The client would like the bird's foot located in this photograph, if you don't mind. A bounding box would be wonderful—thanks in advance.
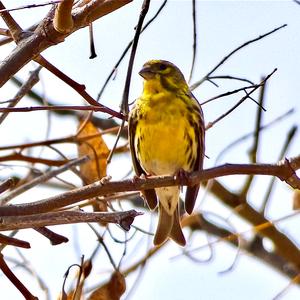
[175,169,189,192]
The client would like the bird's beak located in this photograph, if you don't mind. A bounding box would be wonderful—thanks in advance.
[139,66,155,80]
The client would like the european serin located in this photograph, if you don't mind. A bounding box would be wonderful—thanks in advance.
[129,60,205,246]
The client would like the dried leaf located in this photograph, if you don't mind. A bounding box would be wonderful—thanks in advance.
[59,260,92,300]
[77,120,109,184]
[293,190,300,210]
[72,260,92,300]
[88,272,126,300]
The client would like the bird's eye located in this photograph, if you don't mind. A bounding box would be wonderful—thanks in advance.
[159,64,167,71]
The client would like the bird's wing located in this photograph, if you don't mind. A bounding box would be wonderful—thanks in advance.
[185,93,205,214]
[128,108,158,210]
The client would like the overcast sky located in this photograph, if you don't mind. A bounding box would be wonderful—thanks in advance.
[0,1,300,299]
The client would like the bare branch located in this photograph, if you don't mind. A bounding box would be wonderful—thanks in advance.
[0,156,298,217]
[0,156,88,205]
[0,0,132,88]
[0,105,125,119]
[0,254,38,300]
[0,210,143,231]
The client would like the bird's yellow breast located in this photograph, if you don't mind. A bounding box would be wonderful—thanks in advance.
[134,91,197,176]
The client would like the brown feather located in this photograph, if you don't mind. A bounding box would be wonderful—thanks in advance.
[169,205,186,246]
[154,203,186,246]
[184,92,205,215]
[154,203,173,246]
[185,185,200,215]
[142,189,158,210]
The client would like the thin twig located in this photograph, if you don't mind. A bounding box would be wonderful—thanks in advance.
[215,108,294,164]
[88,224,118,271]
[0,1,22,39]
[0,105,125,118]
[201,83,262,106]
[0,125,121,151]
[190,24,287,90]
[35,56,124,119]
[241,76,266,196]
[97,0,167,101]
[260,126,298,213]
[205,69,276,130]
[0,67,42,125]
[0,156,88,205]
[207,75,254,85]
[122,0,152,115]
[14,249,50,300]
[107,119,125,163]
[188,0,197,83]
[109,0,150,162]
[0,152,69,166]
[0,1,61,13]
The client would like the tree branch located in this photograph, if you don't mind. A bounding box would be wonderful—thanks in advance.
[0,209,142,231]
[0,0,132,88]
[0,254,38,299]
[0,156,298,217]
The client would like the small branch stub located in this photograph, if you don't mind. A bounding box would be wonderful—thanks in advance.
[53,0,74,34]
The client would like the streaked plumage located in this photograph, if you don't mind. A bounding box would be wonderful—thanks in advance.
[128,60,205,246]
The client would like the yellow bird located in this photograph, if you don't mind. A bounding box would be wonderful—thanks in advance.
[128,60,205,246]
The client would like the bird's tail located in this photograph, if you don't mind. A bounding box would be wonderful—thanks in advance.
[153,202,186,246]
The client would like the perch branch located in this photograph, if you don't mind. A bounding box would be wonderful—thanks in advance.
[0,156,298,217]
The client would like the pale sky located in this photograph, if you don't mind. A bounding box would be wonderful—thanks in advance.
[0,1,300,299]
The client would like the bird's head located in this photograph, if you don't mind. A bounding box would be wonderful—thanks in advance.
[139,60,188,92]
